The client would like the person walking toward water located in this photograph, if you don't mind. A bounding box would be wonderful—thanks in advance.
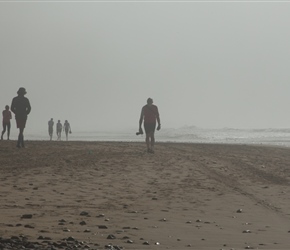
[1,105,12,140]
[56,120,62,141]
[63,120,71,141]
[48,118,54,141]
[11,87,31,148]
[139,98,161,153]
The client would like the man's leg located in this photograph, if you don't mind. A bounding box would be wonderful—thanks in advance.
[1,123,6,140]
[17,128,24,148]
[150,132,155,152]
[146,133,150,152]
[7,123,11,140]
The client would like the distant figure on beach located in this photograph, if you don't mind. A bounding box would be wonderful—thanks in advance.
[1,105,12,140]
[11,87,31,148]
[56,120,62,141]
[139,98,161,153]
[48,118,54,141]
[63,120,71,141]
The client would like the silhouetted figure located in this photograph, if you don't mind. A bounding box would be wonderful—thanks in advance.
[56,120,62,141]
[48,118,54,141]
[139,98,161,154]
[11,87,31,148]
[63,120,71,141]
[1,105,12,140]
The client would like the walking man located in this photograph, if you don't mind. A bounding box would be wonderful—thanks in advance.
[56,120,62,141]
[11,87,31,148]
[139,98,161,153]
[1,105,12,140]
[63,120,71,141]
[48,118,54,141]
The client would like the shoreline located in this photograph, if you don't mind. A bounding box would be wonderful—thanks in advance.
[1,141,290,249]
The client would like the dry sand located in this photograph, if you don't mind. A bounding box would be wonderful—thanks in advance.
[0,140,290,249]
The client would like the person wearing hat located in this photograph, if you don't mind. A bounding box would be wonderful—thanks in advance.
[1,105,12,140]
[11,87,31,148]
[138,98,161,153]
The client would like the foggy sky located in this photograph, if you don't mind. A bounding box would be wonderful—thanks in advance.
[1,1,290,134]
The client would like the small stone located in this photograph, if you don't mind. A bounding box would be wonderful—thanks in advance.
[24,224,34,228]
[155,242,160,245]
[143,241,150,245]
[107,234,116,239]
[79,221,86,225]
[236,209,243,213]
[243,230,251,233]
[98,225,108,229]
[21,214,33,219]
[66,236,75,241]
[84,229,91,233]
[127,239,133,243]
[80,211,89,216]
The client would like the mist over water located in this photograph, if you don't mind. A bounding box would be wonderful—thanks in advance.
[13,126,290,147]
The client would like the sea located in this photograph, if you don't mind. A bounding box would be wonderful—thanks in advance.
[24,126,290,147]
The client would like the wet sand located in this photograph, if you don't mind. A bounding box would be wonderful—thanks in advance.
[0,140,290,249]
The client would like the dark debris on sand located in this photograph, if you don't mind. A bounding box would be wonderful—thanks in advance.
[0,235,124,250]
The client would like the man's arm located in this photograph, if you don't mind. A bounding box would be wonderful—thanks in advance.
[26,99,31,115]
[139,107,144,133]
[11,98,16,114]
[156,107,161,130]
[139,108,143,127]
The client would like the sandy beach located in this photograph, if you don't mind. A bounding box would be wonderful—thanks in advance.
[0,140,290,250]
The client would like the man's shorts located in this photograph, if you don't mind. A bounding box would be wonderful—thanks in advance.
[144,122,156,134]
[2,121,11,129]
[16,119,27,129]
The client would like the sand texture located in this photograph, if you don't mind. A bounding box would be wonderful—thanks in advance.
[0,140,290,250]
